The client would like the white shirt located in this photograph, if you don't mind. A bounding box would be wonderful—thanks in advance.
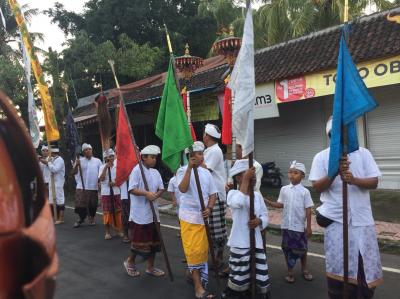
[75,157,102,190]
[98,163,121,196]
[278,183,314,232]
[167,176,182,206]
[204,143,227,201]
[176,166,218,225]
[120,180,130,200]
[128,164,164,224]
[40,159,51,184]
[227,190,268,249]
[48,156,65,205]
[309,147,381,226]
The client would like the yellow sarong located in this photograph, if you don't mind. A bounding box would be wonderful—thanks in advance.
[180,220,208,265]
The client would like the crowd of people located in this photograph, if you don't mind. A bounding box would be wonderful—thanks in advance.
[38,119,383,299]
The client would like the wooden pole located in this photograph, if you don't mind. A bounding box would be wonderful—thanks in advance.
[107,166,118,228]
[192,163,220,282]
[248,152,256,299]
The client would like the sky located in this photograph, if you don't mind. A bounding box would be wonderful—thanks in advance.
[20,0,87,52]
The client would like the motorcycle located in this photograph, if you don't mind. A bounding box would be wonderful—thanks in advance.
[261,162,283,188]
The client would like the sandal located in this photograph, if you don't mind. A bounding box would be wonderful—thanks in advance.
[145,268,165,277]
[104,234,112,240]
[122,236,130,243]
[195,291,215,299]
[123,260,140,277]
[302,271,313,281]
[285,274,295,283]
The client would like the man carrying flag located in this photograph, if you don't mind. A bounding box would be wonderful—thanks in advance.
[309,28,383,298]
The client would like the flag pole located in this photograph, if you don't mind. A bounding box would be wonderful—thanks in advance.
[109,65,174,282]
[342,2,349,298]
[248,153,256,299]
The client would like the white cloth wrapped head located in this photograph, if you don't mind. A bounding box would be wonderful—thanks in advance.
[50,146,60,153]
[229,159,249,177]
[103,148,115,159]
[205,123,221,139]
[185,141,205,154]
[41,145,49,151]
[82,143,92,152]
[141,145,161,155]
[289,160,306,174]
[326,116,333,136]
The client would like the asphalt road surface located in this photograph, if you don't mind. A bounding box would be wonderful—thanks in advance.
[55,208,400,299]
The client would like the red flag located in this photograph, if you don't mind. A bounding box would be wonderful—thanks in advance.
[222,85,232,145]
[115,100,138,186]
[181,88,197,141]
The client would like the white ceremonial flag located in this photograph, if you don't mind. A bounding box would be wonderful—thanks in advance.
[228,5,255,157]
[21,38,40,148]
[0,7,6,30]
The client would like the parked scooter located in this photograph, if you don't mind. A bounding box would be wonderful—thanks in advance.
[261,162,283,188]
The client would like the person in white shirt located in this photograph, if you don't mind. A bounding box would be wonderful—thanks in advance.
[71,143,103,228]
[309,117,383,299]
[203,123,227,266]
[177,141,217,299]
[40,145,65,224]
[98,149,123,240]
[266,161,314,283]
[120,180,131,243]
[39,145,51,186]
[221,159,270,299]
[123,145,165,278]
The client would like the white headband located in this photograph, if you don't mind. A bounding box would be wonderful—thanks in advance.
[289,160,306,174]
[205,123,221,139]
[230,159,249,177]
[103,148,115,158]
[41,145,49,151]
[326,116,333,136]
[185,141,205,153]
[82,143,92,152]
[141,145,161,155]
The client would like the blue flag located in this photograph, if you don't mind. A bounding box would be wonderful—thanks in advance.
[328,28,378,178]
[65,109,81,162]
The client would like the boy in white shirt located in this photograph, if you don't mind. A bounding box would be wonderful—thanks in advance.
[221,159,270,299]
[266,161,314,283]
[98,149,123,240]
[123,145,165,278]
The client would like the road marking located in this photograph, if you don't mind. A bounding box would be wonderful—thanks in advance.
[65,206,400,274]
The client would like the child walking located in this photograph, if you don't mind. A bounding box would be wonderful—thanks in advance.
[266,160,314,283]
[123,145,165,278]
[221,159,271,299]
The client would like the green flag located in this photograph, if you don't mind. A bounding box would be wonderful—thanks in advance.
[156,57,193,172]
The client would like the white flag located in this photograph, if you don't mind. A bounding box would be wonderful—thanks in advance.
[0,7,6,30]
[21,38,41,148]
[228,6,255,157]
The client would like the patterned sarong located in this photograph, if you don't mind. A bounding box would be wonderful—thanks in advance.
[281,229,308,269]
[129,222,161,258]
[209,196,227,251]
[228,247,270,294]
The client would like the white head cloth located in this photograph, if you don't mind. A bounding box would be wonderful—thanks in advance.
[141,145,161,155]
[205,123,221,139]
[289,160,306,174]
[326,116,333,136]
[185,141,205,153]
[50,146,60,153]
[82,143,92,152]
[103,148,115,159]
[229,159,249,177]
[41,145,49,151]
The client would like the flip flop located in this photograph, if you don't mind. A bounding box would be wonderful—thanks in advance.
[302,271,313,281]
[145,268,165,277]
[122,236,130,243]
[285,274,295,283]
[104,234,112,240]
[195,291,215,299]
[123,260,140,277]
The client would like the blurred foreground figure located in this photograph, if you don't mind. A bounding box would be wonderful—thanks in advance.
[0,91,58,299]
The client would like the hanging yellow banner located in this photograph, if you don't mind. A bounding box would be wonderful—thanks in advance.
[8,0,59,141]
[275,55,400,103]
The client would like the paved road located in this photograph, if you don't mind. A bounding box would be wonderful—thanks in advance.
[55,208,400,299]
